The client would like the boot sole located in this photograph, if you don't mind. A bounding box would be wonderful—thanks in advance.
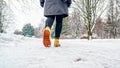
[54,45,61,47]
[43,29,51,47]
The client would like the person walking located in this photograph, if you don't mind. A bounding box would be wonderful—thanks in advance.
[40,0,72,47]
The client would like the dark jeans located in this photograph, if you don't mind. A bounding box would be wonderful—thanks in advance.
[45,15,63,39]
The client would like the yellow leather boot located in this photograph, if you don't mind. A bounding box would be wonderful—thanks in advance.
[54,38,61,47]
[43,27,51,47]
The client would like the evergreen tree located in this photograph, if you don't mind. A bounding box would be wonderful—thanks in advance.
[61,18,69,35]
[22,23,34,37]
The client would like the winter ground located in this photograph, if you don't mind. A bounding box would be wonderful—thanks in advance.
[0,34,120,68]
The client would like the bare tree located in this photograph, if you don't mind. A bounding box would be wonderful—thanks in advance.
[105,0,120,39]
[69,9,85,38]
[0,0,6,33]
[73,0,108,39]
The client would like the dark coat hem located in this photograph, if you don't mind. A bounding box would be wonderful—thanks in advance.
[44,14,68,18]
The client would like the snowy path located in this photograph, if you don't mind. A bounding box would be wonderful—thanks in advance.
[0,34,120,68]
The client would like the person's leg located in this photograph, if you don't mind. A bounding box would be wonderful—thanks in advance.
[43,16,55,47]
[55,15,63,38]
[54,15,64,47]
[45,16,55,28]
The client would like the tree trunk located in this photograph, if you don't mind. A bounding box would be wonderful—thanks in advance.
[87,0,92,40]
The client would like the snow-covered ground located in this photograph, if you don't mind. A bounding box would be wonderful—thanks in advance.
[0,33,120,68]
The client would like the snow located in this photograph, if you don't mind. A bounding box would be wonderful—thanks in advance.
[0,33,120,68]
